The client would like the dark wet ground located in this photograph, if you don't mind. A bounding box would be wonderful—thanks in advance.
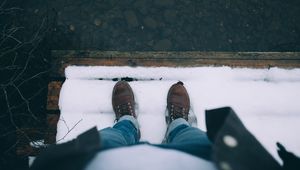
[1,0,300,169]
[16,0,300,51]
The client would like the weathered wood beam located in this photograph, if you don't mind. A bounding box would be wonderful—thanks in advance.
[45,81,62,145]
[47,81,62,111]
[44,114,59,144]
[52,51,300,59]
[51,51,300,78]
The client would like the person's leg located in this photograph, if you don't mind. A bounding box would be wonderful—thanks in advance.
[166,118,210,144]
[99,81,140,150]
[99,115,140,150]
[157,81,212,160]
[160,118,212,160]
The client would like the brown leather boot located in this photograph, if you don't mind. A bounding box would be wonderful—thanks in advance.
[166,81,190,124]
[112,81,136,120]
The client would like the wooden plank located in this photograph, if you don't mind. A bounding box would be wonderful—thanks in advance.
[51,51,300,78]
[47,81,63,110]
[44,113,59,144]
[45,81,61,145]
[52,51,300,60]
[52,57,300,78]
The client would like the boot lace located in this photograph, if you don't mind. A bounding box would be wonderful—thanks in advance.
[116,102,134,116]
[169,105,188,121]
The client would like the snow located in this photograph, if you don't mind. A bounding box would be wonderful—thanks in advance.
[57,66,300,163]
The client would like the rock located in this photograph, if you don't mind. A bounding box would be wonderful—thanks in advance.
[69,25,75,31]
[184,25,193,33]
[134,0,148,15]
[164,9,177,23]
[112,29,120,38]
[147,40,154,46]
[143,17,157,29]
[162,28,172,37]
[154,0,174,7]
[102,22,108,29]
[124,10,139,27]
[94,19,102,26]
[153,39,172,50]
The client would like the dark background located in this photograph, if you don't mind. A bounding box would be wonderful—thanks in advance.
[0,0,300,169]
[20,0,300,51]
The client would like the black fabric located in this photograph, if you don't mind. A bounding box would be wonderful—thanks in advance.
[205,107,232,142]
[277,142,300,170]
[30,127,101,170]
[155,124,212,161]
[206,107,281,170]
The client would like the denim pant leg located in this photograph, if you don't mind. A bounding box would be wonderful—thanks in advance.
[98,115,140,150]
[160,118,212,160]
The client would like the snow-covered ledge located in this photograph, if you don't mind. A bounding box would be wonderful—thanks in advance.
[56,66,300,164]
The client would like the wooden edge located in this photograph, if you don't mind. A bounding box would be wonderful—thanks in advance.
[51,57,300,78]
[44,113,60,144]
[52,51,300,60]
[47,81,63,110]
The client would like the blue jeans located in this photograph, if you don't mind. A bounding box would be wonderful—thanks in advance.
[99,115,212,160]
